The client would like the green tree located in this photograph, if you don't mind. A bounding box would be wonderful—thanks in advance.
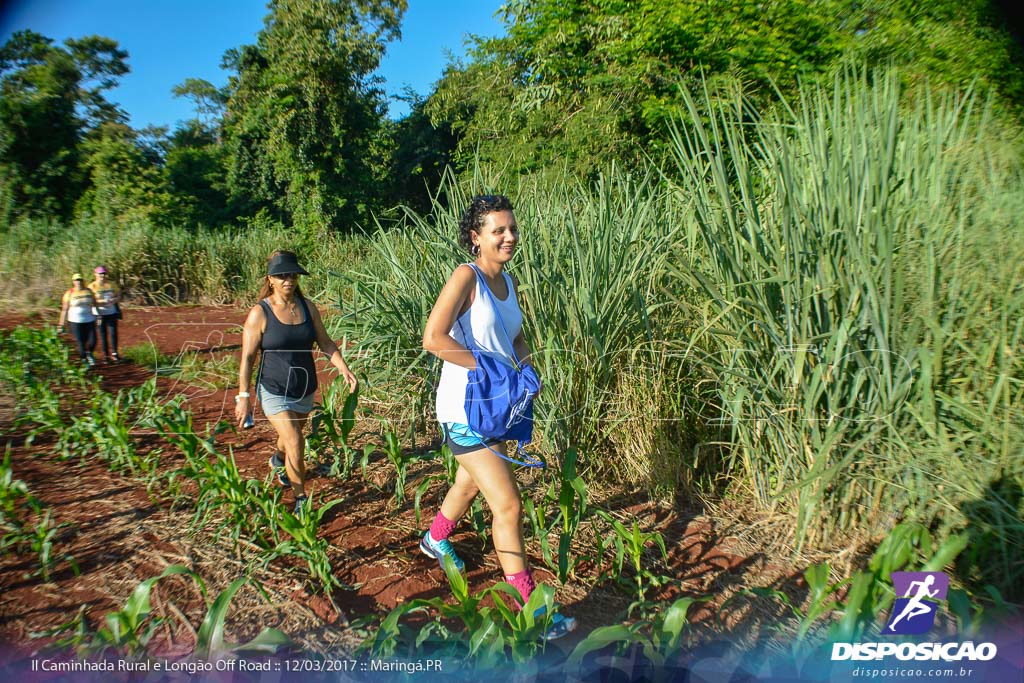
[75,122,167,224]
[0,30,129,221]
[172,78,228,131]
[64,35,130,127]
[221,0,406,235]
[428,0,849,179]
[839,0,1024,104]
[382,89,457,215]
[159,79,233,229]
[1,31,83,221]
[427,0,1024,180]
[161,120,233,230]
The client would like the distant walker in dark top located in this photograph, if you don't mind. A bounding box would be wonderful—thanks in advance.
[235,250,357,518]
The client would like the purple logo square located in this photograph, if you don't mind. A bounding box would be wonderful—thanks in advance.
[883,571,949,635]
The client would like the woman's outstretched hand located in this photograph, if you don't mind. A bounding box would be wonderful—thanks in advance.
[340,367,357,393]
[234,396,250,429]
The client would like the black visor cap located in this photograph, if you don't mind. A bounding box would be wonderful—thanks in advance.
[267,252,310,276]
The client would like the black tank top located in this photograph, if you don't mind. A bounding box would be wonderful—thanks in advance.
[257,296,318,399]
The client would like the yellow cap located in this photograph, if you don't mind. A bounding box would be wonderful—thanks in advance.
[72,273,83,281]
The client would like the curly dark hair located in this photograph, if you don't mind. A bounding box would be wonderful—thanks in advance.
[458,194,515,253]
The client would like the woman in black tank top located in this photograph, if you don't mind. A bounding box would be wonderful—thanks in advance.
[235,250,357,517]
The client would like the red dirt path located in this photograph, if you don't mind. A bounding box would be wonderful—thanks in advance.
[0,305,796,658]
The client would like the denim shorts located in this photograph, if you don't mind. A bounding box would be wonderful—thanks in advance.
[442,422,502,456]
[258,384,315,416]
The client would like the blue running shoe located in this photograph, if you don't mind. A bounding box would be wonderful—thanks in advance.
[534,606,578,641]
[420,531,465,572]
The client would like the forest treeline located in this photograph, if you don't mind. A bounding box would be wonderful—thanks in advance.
[2,0,1022,238]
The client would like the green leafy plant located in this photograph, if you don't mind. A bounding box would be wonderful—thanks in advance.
[307,379,360,478]
[147,398,216,503]
[521,480,557,572]
[412,445,458,526]
[597,511,670,609]
[829,523,969,642]
[182,445,278,549]
[381,428,421,504]
[364,557,560,668]
[265,494,345,595]
[34,565,291,659]
[519,451,591,583]
[566,596,703,679]
[1,453,77,581]
[0,449,40,543]
[24,510,78,582]
[17,386,67,450]
[89,388,151,476]
[722,522,973,656]
[0,326,89,395]
[555,447,589,583]
[195,576,294,658]
[92,565,203,656]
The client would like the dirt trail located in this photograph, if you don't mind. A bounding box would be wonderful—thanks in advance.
[0,306,794,658]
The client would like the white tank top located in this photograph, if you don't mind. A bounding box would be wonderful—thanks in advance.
[63,288,97,324]
[435,267,523,425]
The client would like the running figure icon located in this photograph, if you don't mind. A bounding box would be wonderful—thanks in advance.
[886,574,939,632]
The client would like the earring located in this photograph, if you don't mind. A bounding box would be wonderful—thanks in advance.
[471,244,480,256]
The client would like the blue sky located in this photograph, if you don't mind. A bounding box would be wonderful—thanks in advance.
[0,0,506,129]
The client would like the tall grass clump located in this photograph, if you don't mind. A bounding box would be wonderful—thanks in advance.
[666,68,1023,594]
[0,213,368,306]
[336,171,711,486]
[0,216,277,304]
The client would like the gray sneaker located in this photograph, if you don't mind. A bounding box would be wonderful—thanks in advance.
[294,495,310,518]
[269,453,291,488]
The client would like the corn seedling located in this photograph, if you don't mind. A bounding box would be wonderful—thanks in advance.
[719,522,973,654]
[34,565,198,658]
[89,389,147,476]
[195,576,294,658]
[1,454,78,581]
[597,511,669,608]
[522,484,556,571]
[308,379,360,478]
[412,445,460,525]
[183,445,276,549]
[566,596,704,679]
[0,449,41,541]
[364,556,559,668]
[34,565,291,660]
[381,428,422,504]
[87,565,204,656]
[0,326,89,394]
[267,495,345,594]
[829,523,970,642]
[556,447,589,583]
[18,386,67,450]
[148,399,218,504]
[24,510,78,582]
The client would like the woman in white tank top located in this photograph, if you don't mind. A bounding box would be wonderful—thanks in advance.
[419,194,576,640]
